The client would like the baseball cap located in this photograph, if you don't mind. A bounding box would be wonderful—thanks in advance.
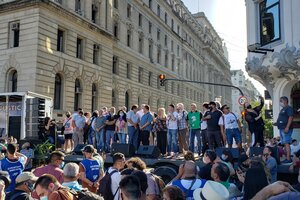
[16,172,38,184]
[82,145,95,153]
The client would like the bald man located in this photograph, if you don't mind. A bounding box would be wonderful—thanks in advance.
[171,161,206,199]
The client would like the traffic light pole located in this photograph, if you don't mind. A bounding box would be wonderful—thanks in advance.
[160,78,244,96]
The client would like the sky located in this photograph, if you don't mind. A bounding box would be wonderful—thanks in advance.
[181,0,265,95]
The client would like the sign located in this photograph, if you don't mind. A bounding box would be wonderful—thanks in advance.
[238,96,248,106]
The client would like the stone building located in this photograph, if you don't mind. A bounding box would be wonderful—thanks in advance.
[245,0,300,137]
[0,0,231,123]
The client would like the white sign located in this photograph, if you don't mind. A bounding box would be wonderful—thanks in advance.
[238,96,248,105]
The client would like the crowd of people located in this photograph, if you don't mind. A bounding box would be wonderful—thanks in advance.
[0,144,299,200]
[0,95,299,199]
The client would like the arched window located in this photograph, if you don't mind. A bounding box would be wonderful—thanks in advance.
[92,83,97,111]
[74,78,81,111]
[54,74,62,109]
[11,70,17,92]
[125,91,130,110]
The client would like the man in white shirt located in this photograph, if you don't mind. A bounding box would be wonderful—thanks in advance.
[137,104,145,120]
[167,104,179,157]
[107,153,125,200]
[291,139,300,155]
[219,105,242,149]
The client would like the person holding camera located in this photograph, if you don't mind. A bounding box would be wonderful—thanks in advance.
[244,96,265,147]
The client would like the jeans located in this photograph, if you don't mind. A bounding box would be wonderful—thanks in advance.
[167,129,178,153]
[128,126,139,150]
[225,128,242,145]
[106,130,115,152]
[73,128,84,148]
[207,130,223,150]
[118,133,126,144]
[189,128,201,154]
[88,128,95,145]
[47,136,55,144]
[157,131,167,155]
[96,129,105,152]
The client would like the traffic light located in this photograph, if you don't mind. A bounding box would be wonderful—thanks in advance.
[159,74,166,86]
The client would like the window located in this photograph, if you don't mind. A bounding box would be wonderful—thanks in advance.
[164,35,167,46]
[75,0,82,14]
[54,74,62,109]
[171,40,174,52]
[138,67,143,83]
[7,70,18,92]
[149,41,153,61]
[165,51,168,67]
[157,48,161,63]
[157,28,160,41]
[127,4,132,18]
[113,22,118,38]
[92,83,97,111]
[9,21,20,48]
[126,63,131,79]
[177,25,180,34]
[157,5,160,17]
[74,78,81,111]
[127,29,132,47]
[149,22,152,34]
[114,0,118,9]
[149,0,152,10]
[139,13,142,27]
[57,29,64,52]
[93,44,100,65]
[138,34,143,54]
[112,56,118,74]
[148,72,152,86]
[171,19,174,30]
[171,55,175,71]
[125,91,130,110]
[76,38,83,59]
[259,0,280,45]
[165,13,168,24]
[177,45,180,56]
[92,4,98,23]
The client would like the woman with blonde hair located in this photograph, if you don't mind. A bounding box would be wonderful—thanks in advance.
[153,108,168,156]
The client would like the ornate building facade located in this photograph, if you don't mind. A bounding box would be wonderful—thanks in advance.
[245,0,300,137]
[0,0,231,122]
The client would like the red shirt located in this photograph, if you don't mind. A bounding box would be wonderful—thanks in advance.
[33,164,64,183]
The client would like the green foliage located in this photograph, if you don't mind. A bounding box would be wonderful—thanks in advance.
[34,140,54,157]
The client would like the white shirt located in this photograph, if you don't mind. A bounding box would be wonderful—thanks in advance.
[218,112,239,129]
[167,112,178,130]
[201,111,208,130]
[137,109,144,120]
[108,167,121,200]
[291,143,300,155]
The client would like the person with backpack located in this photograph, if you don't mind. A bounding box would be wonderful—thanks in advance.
[79,145,103,193]
[171,160,206,200]
[126,157,165,200]
[98,153,125,200]
[5,172,37,200]
[218,105,242,149]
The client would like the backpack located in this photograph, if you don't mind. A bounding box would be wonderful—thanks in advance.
[68,189,104,200]
[98,170,119,200]
[150,173,166,199]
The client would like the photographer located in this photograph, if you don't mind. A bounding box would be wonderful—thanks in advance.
[244,96,265,147]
